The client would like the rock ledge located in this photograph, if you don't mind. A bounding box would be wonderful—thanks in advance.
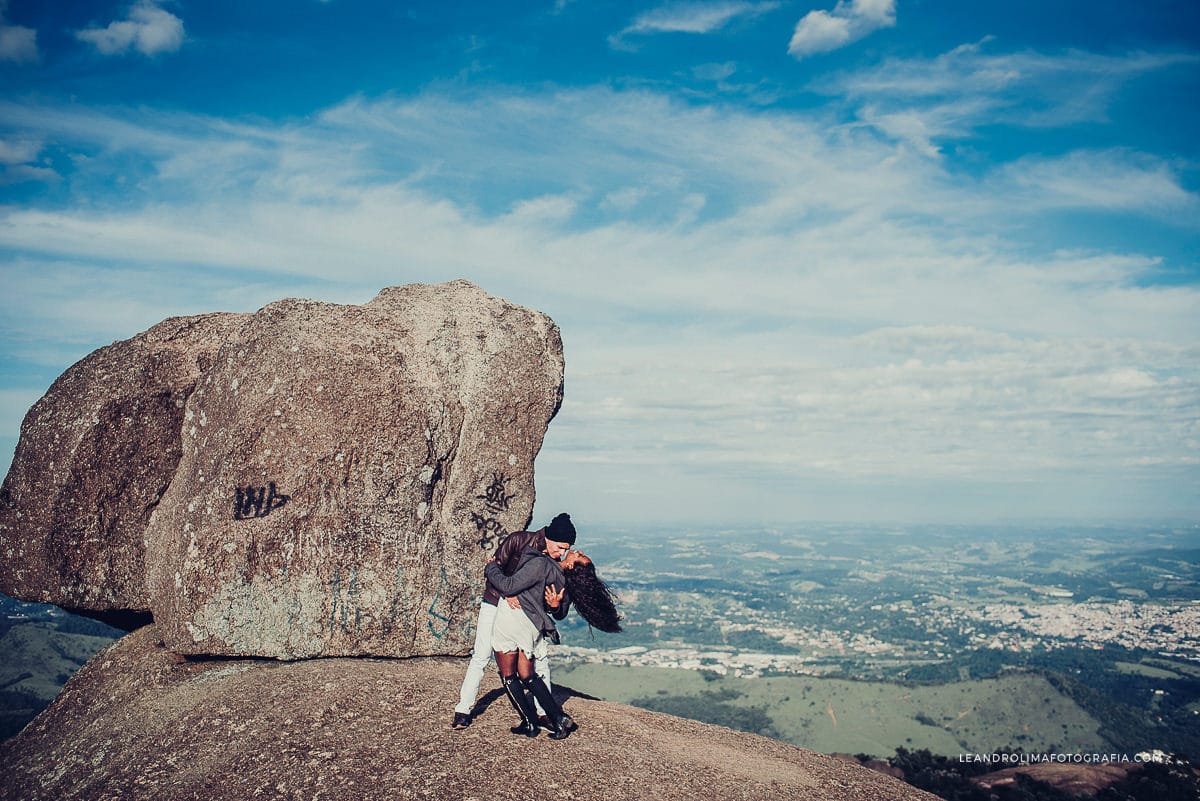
[0,627,939,801]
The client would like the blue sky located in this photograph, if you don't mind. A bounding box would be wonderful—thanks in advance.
[1,1,1198,526]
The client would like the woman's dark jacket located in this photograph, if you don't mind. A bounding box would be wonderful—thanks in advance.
[481,529,540,605]
[483,546,572,643]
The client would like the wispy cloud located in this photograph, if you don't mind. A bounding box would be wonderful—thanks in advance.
[788,0,895,60]
[0,135,54,184]
[1,71,1196,521]
[817,40,1198,155]
[612,1,779,48]
[0,137,41,165]
[0,0,36,63]
[823,39,1192,101]
[2,87,1195,308]
[75,0,185,57]
[997,149,1199,217]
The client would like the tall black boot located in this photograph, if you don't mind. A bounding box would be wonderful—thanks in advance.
[522,674,570,740]
[501,674,539,738]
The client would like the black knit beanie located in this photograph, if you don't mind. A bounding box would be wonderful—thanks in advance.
[547,513,577,545]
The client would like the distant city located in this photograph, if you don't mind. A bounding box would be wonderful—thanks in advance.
[554,523,1200,678]
[561,596,1200,679]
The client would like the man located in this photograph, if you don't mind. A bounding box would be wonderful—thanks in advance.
[450,512,576,729]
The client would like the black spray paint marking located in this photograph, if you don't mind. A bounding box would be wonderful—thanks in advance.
[234,482,290,520]
[477,472,516,512]
[472,472,516,550]
[471,512,507,551]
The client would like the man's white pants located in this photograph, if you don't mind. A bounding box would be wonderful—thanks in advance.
[454,600,552,716]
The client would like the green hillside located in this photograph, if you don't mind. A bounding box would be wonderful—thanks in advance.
[555,662,1107,757]
[0,623,118,739]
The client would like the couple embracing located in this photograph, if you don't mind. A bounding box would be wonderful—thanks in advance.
[452,513,621,739]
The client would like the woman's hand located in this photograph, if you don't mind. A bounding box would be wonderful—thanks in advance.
[545,583,564,610]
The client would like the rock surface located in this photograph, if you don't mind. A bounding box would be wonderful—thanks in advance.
[0,626,941,801]
[144,281,564,658]
[0,313,245,613]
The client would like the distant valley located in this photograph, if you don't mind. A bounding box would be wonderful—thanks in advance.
[0,602,121,739]
[554,522,1200,759]
[4,523,1199,762]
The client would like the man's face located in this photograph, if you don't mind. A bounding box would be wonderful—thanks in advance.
[545,538,572,561]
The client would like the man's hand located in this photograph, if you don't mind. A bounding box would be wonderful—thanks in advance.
[545,583,564,610]
[504,596,521,610]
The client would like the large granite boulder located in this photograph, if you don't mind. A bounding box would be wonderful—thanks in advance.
[0,313,245,616]
[144,281,564,658]
[0,626,941,801]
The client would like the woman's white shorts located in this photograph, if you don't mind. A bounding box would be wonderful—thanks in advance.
[491,600,548,660]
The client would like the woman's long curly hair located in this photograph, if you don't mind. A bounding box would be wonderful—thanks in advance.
[563,557,622,634]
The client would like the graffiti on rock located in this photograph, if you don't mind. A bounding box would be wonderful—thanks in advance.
[477,472,517,512]
[234,482,290,520]
[472,472,516,550]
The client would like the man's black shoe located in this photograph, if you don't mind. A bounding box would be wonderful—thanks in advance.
[451,712,471,729]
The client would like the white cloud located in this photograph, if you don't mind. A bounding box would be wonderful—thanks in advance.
[816,42,1198,155]
[632,1,776,34]
[503,194,579,225]
[612,1,779,47]
[788,0,895,59]
[692,61,738,81]
[544,324,1199,502]
[788,11,853,55]
[1,89,1193,324]
[0,20,36,63]
[1,83,1196,522]
[0,164,56,184]
[0,136,57,185]
[854,102,965,158]
[75,0,185,57]
[828,38,1194,103]
[601,186,651,214]
[0,0,35,62]
[997,150,1198,217]
[0,137,40,165]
